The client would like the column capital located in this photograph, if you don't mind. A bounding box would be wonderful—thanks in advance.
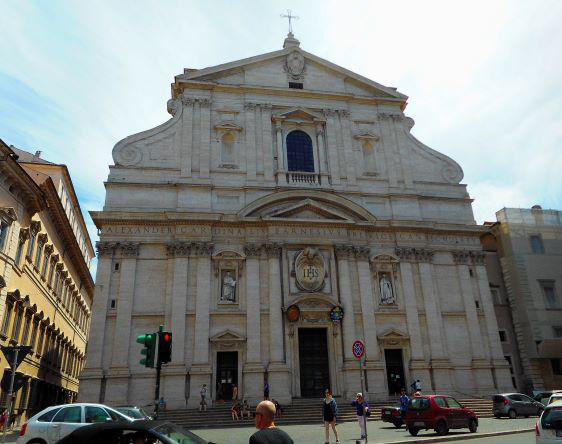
[244,102,257,111]
[263,242,282,258]
[120,242,140,257]
[96,241,117,257]
[334,244,354,259]
[259,103,272,110]
[338,109,350,118]
[181,96,195,106]
[18,228,30,241]
[469,251,486,265]
[244,244,263,258]
[451,250,470,264]
[166,242,192,257]
[394,247,434,263]
[353,246,371,260]
[192,242,214,256]
[323,108,336,117]
[198,98,212,107]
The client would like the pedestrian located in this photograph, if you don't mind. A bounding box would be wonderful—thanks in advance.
[264,379,270,400]
[241,399,251,419]
[351,392,369,439]
[414,379,422,391]
[0,409,7,429]
[399,388,410,420]
[8,412,17,431]
[199,384,208,412]
[232,384,238,402]
[249,400,294,444]
[322,389,339,444]
[231,400,240,421]
[158,397,166,412]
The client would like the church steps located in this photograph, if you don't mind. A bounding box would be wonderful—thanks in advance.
[158,399,493,429]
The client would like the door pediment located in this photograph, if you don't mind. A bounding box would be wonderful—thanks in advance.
[210,330,246,343]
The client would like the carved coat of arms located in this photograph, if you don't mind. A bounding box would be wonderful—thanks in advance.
[295,247,325,292]
[285,51,306,80]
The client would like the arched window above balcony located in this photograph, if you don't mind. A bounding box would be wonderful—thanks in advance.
[286,130,314,172]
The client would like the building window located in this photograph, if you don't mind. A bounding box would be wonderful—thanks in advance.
[220,133,235,164]
[26,233,36,260]
[499,330,508,343]
[553,327,562,338]
[11,306,23,342]
[34,239,44,269]
[541,281,559,308]
[552,359,562,375]
[114,262,120,272]
[530,235,545,254]
[286,130,314,172]
[48,260,56,287]
[490,288,501,305]
[21,315,31,345]
[37,326,45,355]
[1,300,13,336]
[15,238,25,266]
[41,254,49,277]
[30,320,39,351]
[475,300,480,309]
[0,222,9,252]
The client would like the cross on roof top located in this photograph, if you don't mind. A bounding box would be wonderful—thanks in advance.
[281,9,299,34]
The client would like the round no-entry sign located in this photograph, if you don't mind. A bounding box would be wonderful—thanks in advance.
[352,340,365,359]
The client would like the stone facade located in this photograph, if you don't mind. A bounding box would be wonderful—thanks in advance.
[79,34,513,408]
[0,141,94,423]
[488,208,562,392]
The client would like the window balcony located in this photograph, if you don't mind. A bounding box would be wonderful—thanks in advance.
[276,170,330,188]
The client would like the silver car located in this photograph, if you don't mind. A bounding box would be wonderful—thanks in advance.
[17,403,134,444]
[493,393,544,419]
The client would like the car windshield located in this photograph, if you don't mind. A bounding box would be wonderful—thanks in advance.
[541,407,562,429]
[549,396,562,405]
[116,408,143,419]
[152,423,208,444]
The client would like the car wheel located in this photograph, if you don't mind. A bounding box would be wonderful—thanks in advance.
[469,418,477,433]
[494,413,501,419]
[436,420,448,436]
[508,409,517,419]
[27,440,48,444]
[409,427,419,436]
[393,420,402,428]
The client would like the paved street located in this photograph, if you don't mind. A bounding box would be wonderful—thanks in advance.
[195,417,536,444]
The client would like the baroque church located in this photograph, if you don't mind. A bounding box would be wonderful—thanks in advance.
[79,33,513,408]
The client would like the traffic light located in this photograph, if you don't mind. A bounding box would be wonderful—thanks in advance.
[158,331,172,364]
[136,333,156,367]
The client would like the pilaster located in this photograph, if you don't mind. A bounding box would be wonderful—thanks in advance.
[180,96,194,177]
[324,109,341,185]
[199,98,211,178]
[260,104,274,182]
[245,102,257,181]
[339,110,357,186]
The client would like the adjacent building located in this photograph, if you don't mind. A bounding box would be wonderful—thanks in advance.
[80,33,513,409]
[0,140,94,421]
[483,207,562,392]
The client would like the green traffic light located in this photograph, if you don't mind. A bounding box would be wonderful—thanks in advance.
[137,332,156,367]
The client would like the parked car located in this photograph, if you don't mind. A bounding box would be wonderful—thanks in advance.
[55,420,215,444]
[535,391,562,406]
[548,394,562,406]
[114,406,152,420]
[404,395,478,436]
[493,393,544,419]
[17,403,134,444]
[535,400,562,443]
[380,404,404,428]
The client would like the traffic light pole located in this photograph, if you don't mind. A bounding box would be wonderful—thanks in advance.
[154,360,162,419]
[2,348,18,444]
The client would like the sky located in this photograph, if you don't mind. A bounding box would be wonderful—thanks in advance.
[1,0,561,276]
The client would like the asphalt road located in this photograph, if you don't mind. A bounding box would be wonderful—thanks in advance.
[452,431,534,443]
[195,417,537,444]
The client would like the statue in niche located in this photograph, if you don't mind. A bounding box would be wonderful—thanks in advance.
[379,273,395,305]
[221,270,237,302]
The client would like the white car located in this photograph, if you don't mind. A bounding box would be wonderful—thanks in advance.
[548,395,562,406]
[536,400,562,443]
[17,403,134,444]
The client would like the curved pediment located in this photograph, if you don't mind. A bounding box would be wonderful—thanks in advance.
[239,190,376,223]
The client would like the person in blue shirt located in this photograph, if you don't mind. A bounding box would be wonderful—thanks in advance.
[399,388,410,418]
[322,389,339,444]
[351,393,369,439]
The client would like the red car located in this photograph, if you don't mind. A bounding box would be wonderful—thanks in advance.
[405,395,478,436]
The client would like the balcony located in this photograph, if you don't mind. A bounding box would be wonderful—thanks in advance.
[276,171,330,188]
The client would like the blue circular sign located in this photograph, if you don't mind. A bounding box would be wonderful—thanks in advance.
[352,340,365,359]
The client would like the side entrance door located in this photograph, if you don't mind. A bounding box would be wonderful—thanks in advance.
[217,351,238,401]
[384,349,406,395]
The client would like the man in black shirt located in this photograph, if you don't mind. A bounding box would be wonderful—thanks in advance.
[249,400,294,444]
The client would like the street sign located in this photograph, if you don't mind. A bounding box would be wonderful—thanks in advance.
[1,346,32,370]
[352,340,365,359]
[0,370,27,393]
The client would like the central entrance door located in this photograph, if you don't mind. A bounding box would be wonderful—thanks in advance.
[385,349,405,396]
[299,328,330,397]
[216,351,237,401]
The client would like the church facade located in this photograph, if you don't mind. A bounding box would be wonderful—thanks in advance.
[79,34,513,409]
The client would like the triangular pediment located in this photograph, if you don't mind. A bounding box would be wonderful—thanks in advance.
[378,328,409,340]
[273,107,324,122]
[264,199,353,222]
[210,330,246,342]
[177,45,407,101]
